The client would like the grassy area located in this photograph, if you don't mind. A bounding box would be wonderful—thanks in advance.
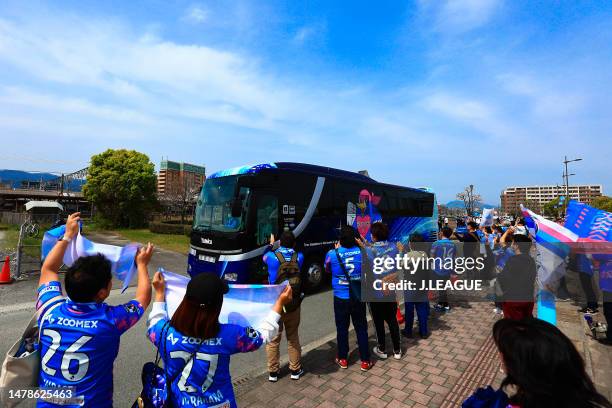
[0,222,190,256]
[110,229,190,254]
[0,223,45,257]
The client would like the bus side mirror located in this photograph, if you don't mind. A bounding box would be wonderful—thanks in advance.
[231,198,243,217]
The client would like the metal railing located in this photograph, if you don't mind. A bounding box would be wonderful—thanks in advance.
[14,222,42,280]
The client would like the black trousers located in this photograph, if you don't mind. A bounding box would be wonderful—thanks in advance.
[604,291,612,341]
[578,272,598,310]
[370,302,400,353]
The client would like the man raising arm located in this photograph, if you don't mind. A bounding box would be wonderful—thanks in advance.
[36,212,154,407]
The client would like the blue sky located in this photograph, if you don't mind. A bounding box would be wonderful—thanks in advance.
[1,0,611,204]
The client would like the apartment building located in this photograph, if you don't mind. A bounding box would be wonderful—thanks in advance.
[157,160,206,196]
[500,184,603,214]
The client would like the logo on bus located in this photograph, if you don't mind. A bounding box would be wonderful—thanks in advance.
[202,238,213,245]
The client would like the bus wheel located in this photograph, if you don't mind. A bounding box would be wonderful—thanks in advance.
[302,258,323,293]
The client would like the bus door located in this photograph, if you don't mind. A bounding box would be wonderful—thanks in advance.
[252,190,280,247]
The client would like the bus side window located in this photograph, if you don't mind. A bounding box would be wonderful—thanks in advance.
[256,194,279,246]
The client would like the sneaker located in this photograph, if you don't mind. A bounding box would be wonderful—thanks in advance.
[493,307,503,315]
[360,361,374,371]
[420,332,431,339]
[290,368,304,380]
[444,305,451,312]
[434,303,445,312]
[578,307,599,314]
[335,357,348,369]
[372,346,388,360]
[268,372,278,382]
[393,350,402,360]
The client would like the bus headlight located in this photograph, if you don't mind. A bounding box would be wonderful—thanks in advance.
[224,273,238,282]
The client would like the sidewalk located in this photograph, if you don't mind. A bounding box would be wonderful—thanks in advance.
[235,301,611,408]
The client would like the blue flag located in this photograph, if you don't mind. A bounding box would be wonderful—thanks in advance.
[41,225,139,292]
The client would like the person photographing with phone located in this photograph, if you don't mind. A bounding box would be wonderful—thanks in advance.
[262,231,305,382]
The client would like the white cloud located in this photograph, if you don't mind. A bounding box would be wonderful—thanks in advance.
[421,91,516,139]
[0,5,609,203]
[419,0,502,33]
[183,4,208,24]
[293,26,314,44]
[497,73,587,117]
[0,86,156,125]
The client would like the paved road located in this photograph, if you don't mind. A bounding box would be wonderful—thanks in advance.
[0,232,337,406]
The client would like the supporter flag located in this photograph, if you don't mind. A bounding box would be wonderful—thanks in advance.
[520,205,577,286]
[479,208,495,227]
[520,205,579,325]
[564,201,612,292]
[161,269,288,328]
[41,225,139,292]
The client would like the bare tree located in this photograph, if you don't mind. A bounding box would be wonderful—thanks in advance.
[457,185,482,217]
[159,175,202,224]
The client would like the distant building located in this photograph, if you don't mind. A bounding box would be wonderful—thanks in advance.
[500,184,603,214]
[157,160,206,196]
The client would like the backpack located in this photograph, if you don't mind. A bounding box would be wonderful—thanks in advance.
[274,251,302,313]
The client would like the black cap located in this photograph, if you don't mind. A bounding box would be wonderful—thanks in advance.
[185,273,229,307]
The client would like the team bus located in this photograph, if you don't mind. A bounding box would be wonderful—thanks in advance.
[188,162,438,291]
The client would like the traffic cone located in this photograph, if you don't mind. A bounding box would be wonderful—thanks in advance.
[0,256,13,284]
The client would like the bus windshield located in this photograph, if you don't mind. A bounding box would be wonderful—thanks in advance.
[194,176,249,233]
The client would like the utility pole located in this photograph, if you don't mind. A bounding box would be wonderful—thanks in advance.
[562,156,582,215]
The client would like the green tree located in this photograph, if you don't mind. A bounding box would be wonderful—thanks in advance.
[83,149,157,228]
[543,197,562,218]
[591,195,612,213]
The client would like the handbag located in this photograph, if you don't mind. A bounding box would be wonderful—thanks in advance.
[133,322,199,408]
[335,249,362,301]
[0,296,64,408]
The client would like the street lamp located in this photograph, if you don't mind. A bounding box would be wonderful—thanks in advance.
[562,156,582,214]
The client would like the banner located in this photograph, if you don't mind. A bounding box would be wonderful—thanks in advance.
[41,225,139,292]
[161,269,287,328]
[564,201,612,292]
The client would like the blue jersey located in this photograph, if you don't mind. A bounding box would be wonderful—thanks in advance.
[262,247,304,284]
[595,255,612,293]
[36,281,144,408]
[367,241,399,277]
[325,246,363,300]
[367,241,400,300]
[430,239,456,276]
[487,233,499,249]
[493,246,515,271]
[147,313,265,408]
[574,254,593,275]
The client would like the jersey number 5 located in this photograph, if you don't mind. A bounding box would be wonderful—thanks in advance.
[344,257,355,274]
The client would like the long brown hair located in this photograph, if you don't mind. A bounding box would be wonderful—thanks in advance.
[494,318,612,408]
[170,297,222,339]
